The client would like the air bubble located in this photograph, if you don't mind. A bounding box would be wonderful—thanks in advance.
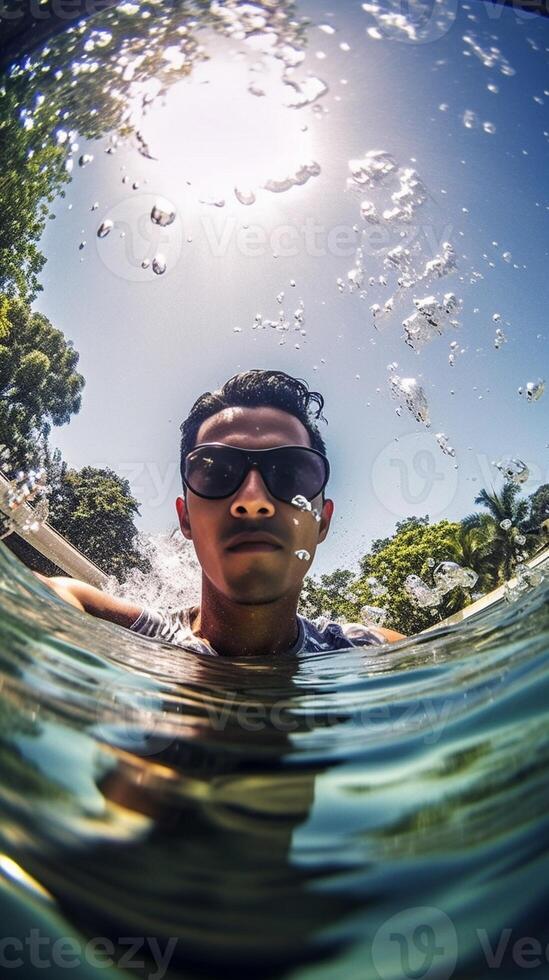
[152,254,167,275]
[495,457,529,484]
[234,187,256,206]
[520,379,545,403]
[97,219,113,238]
[151,200,176,226]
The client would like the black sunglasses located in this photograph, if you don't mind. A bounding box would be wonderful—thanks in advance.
[183,443,330,503]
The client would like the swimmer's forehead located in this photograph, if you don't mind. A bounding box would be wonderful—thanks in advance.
[195,406,313,450]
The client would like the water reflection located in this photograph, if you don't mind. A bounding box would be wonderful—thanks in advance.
[1,1,549,976]
[0,543,547,976]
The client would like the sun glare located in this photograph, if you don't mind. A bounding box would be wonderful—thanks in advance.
[133,32,320,213]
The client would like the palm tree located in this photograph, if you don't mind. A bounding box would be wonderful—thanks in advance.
[464,483,537,583]
[450,514,499,592]
[522,483,549,546]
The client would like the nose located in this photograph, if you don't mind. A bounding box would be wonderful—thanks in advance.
[230,466,276,519]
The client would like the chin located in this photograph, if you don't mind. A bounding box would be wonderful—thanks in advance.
[225,584,287,605]
[222,571,291,605]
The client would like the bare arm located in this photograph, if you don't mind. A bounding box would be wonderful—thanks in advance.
[377,627,407,643]
[33,573,143,629]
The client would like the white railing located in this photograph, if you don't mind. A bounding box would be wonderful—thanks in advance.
[0,472,108,587]
[422,544,549,631]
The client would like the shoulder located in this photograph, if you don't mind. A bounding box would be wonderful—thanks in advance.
[127,607,217,656]
[128,607,190,640]
[374,626,407,642]
[301,615,389,651]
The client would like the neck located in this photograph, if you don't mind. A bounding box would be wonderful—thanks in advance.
[193,575,301,657]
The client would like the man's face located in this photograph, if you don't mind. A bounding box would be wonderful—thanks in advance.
[175,406,334,604]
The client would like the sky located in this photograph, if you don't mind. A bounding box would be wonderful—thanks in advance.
[34,0,548,575]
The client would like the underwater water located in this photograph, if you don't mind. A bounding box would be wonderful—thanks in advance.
[1,0,549,976]
[1,545,549,979]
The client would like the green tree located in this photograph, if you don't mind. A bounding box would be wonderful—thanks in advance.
[45,457,149,579]
[0,295,84,470]
[466,482,537,582]
[301,519,478,635]
[300,568,356,620]
[394,515,429,533]
[449,514,497,593]
[526,484,549,541]
[356,519,470,634]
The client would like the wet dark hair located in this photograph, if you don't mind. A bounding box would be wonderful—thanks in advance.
[179,369,328,484]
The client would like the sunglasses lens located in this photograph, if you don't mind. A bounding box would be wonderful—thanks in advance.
[185,447,245,498]
[263,448,327,502]
[185,446,328,501]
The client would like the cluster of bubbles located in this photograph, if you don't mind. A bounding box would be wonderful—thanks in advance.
[342,149,464,382]
[348,151,427,224]
[388,372,430,426]
[360,603,387,627]
[416,242,457,284]
[337,576,390,627]
[461,109,496,135]
[0,448,50,540]
[252,297,307,348]
[462,32,516,76]
[104,530,201,609]
[403,292,460,351]
[495,457,530,485]
[518,380,545,403]
[435,432,456,458]
[289,495,321,562]
[448,340,464,366]
[365,575,388,598]
[361,0,456,44]
[494,327,507,350]
[97,198,176,275]
[404,561,479,612]
[264,160,321,193]
[344,151,433,319]
[504,563,545,603]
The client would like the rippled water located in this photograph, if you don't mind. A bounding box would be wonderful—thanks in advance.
[1,545,548,978]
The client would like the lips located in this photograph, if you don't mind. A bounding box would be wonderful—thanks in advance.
[226,533,283,553]
[228,542,280,553]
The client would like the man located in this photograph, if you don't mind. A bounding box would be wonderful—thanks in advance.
[37,370,405,655]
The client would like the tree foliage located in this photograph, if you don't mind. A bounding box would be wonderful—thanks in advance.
[467,482,541,583]
[44,450,149,579]
[0,294,84,470]
[300,485,547,636]
[526,484,549,539]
